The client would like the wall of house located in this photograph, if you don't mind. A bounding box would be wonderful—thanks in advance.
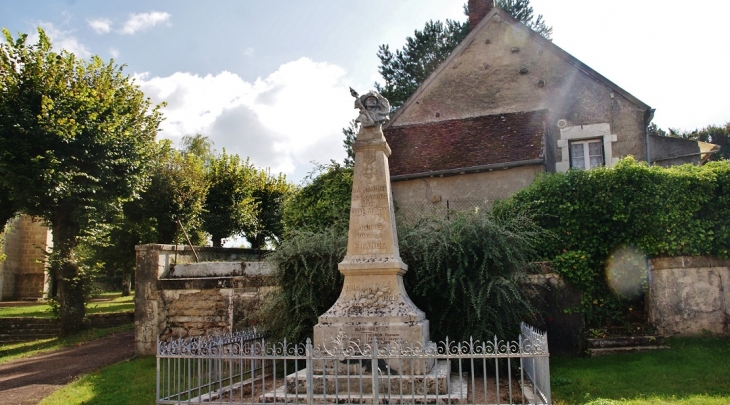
[134,244,275,356]
[648,256,730,336]
[389,11,649,171]
[0,216,50,301]
[391,164,543,212]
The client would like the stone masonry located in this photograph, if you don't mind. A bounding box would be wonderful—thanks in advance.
[0,216,51,301]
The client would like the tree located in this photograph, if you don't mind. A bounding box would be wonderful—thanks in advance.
[496,0,552,39]
[375,0,552,108]
[342,120,357,168]
[181,133,216,165]
[375,19,469,109]
[282,162,353,234]
[139,140,208,244]
[0,29,162,333]
[202,151,257,247]
[243,169,294,249]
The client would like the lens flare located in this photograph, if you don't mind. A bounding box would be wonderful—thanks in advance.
[605,246,648,301]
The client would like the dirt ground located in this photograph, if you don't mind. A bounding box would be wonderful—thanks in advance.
[0,330,135,405]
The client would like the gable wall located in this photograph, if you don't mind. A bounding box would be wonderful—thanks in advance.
[390,13,649,171]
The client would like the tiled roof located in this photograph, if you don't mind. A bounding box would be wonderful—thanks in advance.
[384,110,546,177]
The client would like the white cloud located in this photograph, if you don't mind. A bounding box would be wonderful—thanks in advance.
[109,48,120,58]
[243,47,254,57]
[32,22,91,58]
[87,18,112,34]
[119,11,171,35]
[136,58,354,179]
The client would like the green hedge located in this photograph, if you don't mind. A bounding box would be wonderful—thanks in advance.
[500,157,730,325]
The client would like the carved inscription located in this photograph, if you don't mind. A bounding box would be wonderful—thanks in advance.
[353,326,403,345]
[351,207,384,216]
[340,284,398,315]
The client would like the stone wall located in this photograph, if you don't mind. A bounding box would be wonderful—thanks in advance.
[648,256,730,336]
[135,244,275,356]
[0,216,51,301]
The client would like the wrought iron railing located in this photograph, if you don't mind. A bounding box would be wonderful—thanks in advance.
[157,323,550,404]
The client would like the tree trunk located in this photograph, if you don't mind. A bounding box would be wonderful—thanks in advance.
[51,219,86,335]
[57,261,86,335]
[121,270,131,296]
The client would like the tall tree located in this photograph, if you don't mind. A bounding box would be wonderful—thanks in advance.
[0,29,162,333]
[139,140,208,244]
[375,0,552,108]
[282,162,353,234]
[243,169,294,249]
[342,120,357,168]
[202,151,257,247]
[181,133,216,165]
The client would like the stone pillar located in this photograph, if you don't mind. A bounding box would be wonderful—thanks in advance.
[313,90,432,374]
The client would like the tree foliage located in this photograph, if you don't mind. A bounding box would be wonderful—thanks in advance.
[202,151,257,247]
[243,169,294,249]
[137,140,208,244]
[375,0,552,108]
[495,0,552,38]
[0,28,162,332]
[282,162,353,234]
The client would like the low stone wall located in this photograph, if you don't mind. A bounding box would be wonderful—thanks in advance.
[135,244,275,356]
[648,256,730,336]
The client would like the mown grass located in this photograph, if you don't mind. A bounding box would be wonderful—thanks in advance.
[0,294,133,318]
[39,356,156,405]
[551,336,730,405]
[0,323,133,365]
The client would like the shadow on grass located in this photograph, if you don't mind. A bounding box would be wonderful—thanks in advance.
[551,337,730,405]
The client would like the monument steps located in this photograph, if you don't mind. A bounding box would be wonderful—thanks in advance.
[586,335,669,357]
[262,360,468,404]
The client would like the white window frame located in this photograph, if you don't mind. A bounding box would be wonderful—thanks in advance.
[556,123,618,173]
[569,138,605,170]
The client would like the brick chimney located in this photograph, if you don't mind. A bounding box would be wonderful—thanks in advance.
[468,0,494,31]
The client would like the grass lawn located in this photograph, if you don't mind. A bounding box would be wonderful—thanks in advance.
[0,294,133,318]
[551,336,730,405]
[0,323,133,365]
[39,356,156,405]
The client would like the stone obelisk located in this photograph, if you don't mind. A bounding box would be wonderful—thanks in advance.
[313,89,432,374]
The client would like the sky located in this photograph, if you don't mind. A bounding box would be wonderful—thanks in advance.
[2,0,729,183]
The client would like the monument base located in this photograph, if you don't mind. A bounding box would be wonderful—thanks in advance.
[314,258,433,374]
[259,360,467,404]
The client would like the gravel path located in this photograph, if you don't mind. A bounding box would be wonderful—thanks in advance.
[0,330,135,405]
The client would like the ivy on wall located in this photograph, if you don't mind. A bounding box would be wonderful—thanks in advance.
[501,157,730,325]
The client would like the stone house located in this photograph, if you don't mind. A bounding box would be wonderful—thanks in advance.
[0,215,51,301]
[384,0,716,211]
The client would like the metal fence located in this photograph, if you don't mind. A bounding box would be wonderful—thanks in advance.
[157,323,550,404]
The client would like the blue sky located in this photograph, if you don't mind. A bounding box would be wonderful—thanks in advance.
[2,0,729,183]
